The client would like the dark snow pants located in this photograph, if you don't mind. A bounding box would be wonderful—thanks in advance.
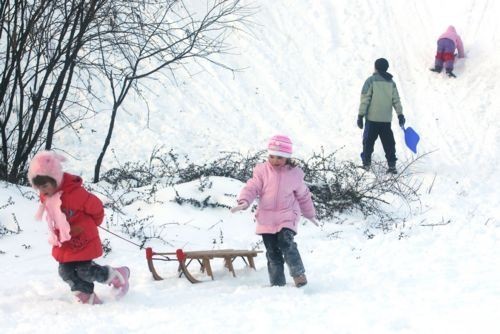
[435,38,456,71]
[361,120,397,167]
[261,228,305,286]
[58,261,110,294]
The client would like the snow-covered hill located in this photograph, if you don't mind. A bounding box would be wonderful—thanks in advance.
[1,0,500,333]
[57,0,499,220]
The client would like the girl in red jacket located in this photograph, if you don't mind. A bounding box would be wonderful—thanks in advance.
[28,151,130,305]
[231,135,317,287]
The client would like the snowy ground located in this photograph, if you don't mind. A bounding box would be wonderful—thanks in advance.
[1,0,500,333]
[1,179,499,334]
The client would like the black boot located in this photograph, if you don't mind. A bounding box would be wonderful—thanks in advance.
[430,66,442,73]
[386,162,397,174]
[446,69,456,78]
[386,166,397,174]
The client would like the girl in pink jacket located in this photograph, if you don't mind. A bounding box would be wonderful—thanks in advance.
[231,135,317,287]
[430,25,465,77]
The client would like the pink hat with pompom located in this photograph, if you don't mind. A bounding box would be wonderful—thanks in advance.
[28,150,66,187]
[268,135,293,158]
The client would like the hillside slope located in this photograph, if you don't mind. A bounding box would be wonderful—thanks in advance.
[1,1,500,333]
[58,0,499,217]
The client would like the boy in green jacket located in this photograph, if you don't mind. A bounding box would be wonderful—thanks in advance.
[357,58,406,174]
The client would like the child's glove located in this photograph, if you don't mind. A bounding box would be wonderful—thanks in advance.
[398,114,406,127]
[230,201,249,213]
[308,218,319,226]
[357,116,364,129]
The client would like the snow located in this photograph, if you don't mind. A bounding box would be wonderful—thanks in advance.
[1,0,500,333]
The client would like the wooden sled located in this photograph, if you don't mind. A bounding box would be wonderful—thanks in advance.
[146,247,262,283]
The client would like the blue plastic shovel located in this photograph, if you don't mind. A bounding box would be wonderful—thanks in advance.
[401,126,420,154]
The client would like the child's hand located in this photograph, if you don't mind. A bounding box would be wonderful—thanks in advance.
[230,201,249,213]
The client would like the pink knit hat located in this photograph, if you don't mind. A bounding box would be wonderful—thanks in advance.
[268,135,293,158]
[28,150,66,187]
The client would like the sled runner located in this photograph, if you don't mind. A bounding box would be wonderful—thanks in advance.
[146,247,262,283]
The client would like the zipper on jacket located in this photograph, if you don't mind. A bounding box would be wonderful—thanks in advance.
[274,167,281,209]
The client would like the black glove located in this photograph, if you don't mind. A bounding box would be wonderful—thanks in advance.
[398,114,405,127]
[357,116,364,129]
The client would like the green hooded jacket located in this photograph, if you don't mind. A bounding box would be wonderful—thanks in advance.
[358,73,403,122]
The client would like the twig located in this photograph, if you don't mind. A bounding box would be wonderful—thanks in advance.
[428,173,437,194]
[420,218,451,227]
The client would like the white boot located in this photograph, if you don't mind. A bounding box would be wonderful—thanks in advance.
[74,291,103,305]
[106,266,130,298]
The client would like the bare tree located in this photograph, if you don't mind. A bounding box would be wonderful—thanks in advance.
[0,0,253,184]
[91,0,253,182]
[0,0,109,183]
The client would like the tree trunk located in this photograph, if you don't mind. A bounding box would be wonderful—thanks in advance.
[94,104,118,183]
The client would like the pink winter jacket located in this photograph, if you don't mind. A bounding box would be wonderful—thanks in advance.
[238,162,316,234]
[439,25,465,58]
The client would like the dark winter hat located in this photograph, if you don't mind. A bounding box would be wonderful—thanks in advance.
[374,58,389,72]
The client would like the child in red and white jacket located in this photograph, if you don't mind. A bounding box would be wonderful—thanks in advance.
[28,150,130,304]
[231,135,317,287]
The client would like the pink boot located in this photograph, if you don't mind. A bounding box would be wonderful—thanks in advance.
[106,266,130,298]
[74,291,103,305]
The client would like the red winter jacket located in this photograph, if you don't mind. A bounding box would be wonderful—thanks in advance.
[40,173,104,263]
